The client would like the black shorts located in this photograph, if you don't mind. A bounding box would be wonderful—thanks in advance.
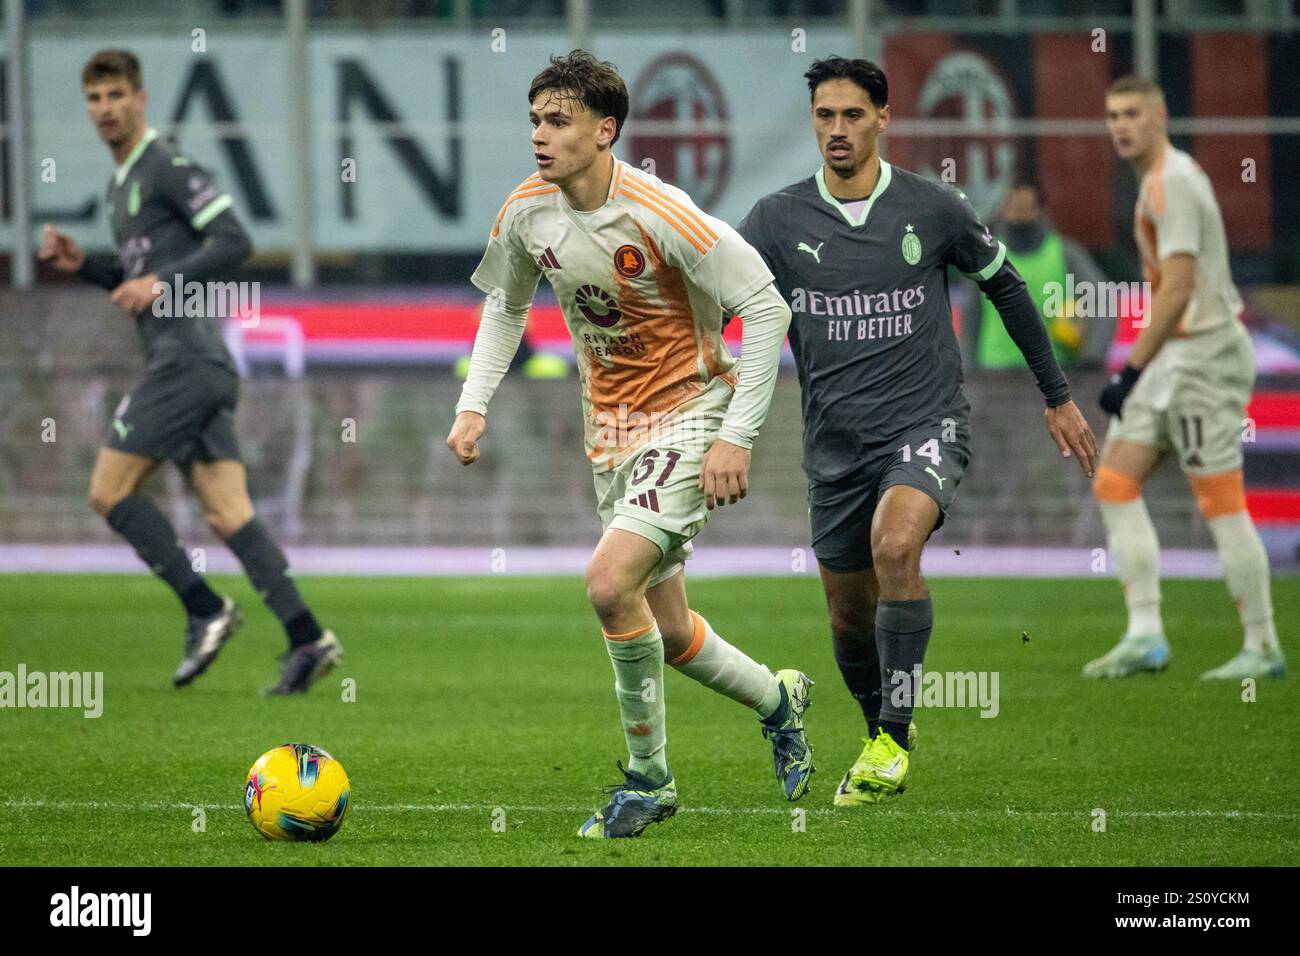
[105,361,241,474]
[808,419,972,574]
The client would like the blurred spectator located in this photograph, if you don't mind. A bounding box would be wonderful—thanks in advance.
[454,301,568,381]
[455,335,569,380]
[960,181,1112,370]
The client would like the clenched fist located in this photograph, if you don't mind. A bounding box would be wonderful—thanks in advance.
[446,411,486,466]
[38,224,85,273]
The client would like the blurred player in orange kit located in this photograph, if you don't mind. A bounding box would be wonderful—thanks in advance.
[1087,76,1284,681]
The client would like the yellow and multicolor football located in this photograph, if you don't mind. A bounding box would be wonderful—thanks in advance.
[244,743,351,842]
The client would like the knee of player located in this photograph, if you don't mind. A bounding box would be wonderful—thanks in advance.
[88,485,125,518]
[1092,465,1142,503]
[584,565,630,618]
[870,532,920,575]
[205,505,253,540]
[828,607,874,643]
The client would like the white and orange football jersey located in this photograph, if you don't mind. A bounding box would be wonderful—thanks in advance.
[1134,143,1244,336]
[470,158,776,471]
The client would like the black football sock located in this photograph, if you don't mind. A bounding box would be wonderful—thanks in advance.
[879,719,911,749]
[180,581,225,618]
[106,494,222,616]
[832,628,882,737]
[285,611,324,649]
[876,597,934,749]
[224,518,320,648]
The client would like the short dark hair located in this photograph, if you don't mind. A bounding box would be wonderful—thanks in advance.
[804,56,887,109]
[82,49,142,90]
[528,50,629,145]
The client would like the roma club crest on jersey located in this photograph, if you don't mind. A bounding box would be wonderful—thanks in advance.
[901,224,922,266]
[615,244,646,278]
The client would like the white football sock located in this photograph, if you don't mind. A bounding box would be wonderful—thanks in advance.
[1099,498,1163,639]
[1206,511,1279,654]
[603,623,669,782]
[668,611,782,718]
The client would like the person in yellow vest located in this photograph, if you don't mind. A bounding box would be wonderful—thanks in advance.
[454,300,569,380]
[963,182,1112,370]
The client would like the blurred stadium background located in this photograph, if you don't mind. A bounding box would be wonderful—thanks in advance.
[2,0,1298,577]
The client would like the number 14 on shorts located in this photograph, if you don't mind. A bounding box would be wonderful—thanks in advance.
[899,438,942,464]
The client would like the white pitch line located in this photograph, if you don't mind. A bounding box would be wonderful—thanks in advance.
[1,799,1294,820]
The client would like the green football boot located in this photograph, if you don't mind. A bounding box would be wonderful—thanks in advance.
[1200,647,1286,681]
[833,728,910,806]
[1082,633,1170,679]
[760,669,815,800]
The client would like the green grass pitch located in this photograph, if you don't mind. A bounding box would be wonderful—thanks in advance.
[1,573,1295,866]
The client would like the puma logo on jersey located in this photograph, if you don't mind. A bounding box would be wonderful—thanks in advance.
[925,466,945,489]
[797,241,824,263]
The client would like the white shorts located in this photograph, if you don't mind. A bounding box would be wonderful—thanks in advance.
[591,379,732,587]
[1107,320,1255,475]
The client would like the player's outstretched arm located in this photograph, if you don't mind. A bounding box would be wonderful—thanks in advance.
[445,289,531,466]
[980,261,1068,398]
[701,282,792,508]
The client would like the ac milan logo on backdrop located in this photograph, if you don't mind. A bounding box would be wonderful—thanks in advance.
[914,51,1019,221]
[627,53,732,212]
